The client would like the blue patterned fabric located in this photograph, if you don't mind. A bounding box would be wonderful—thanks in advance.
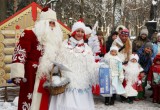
[66,87,91,94]
[152,43,158,60]
[136,45,152,74]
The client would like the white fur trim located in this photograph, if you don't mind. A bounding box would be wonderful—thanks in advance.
[130,54,139,61]
[110,46,119,52]
[125,84,138,97]
[85,27,92,35]
[30,77,42,110]
[10,63,25,78]
[104,53,122,62]
[39,8,57,21]
[115,36,123,47]
[53,42,98,89]
[33,20,63,77]
[71,22,86,34]
[88,36,100,53]
[115,25,126,32]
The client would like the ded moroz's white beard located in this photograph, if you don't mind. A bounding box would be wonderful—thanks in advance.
[32,20,63,78]
[125,61,140,84]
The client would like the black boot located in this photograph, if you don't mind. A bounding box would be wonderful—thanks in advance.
[105,97,110,105]
[120,95,126,103]
[128,97,134,104]
[110,94,116,105]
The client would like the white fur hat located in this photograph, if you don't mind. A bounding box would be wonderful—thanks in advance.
[110,46,119,52]
[71,21,86,34]
[39,8,57,21]
[130,54,139,61]
[85,27,92,35]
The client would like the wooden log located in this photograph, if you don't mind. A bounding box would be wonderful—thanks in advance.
[3,48,14,55]
[0,83,16,87]
[1,30,15,38]
[0,62,5,68]
[4,64,11,73]
[0,33,4,42]
[0,43,4,52]
[3,39,16,47]
[4,55,12,64]
[0,53,5,61]
[3,73,10,80]
[0,78,6,86]
[0,68,5,77]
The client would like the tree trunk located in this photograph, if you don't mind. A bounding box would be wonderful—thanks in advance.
[0,0,7,22]
[112,0,117,28]
[80,0,84,19]
[14,0,18,13]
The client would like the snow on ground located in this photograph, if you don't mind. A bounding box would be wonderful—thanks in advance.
[0,86,160,110]
[95,85,160,110]
[94,95,160,110]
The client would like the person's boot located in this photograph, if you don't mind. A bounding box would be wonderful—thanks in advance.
[110,94,116,105]
[110,96,115,105]
[120,95,126,103]
[128,97,133,104]
[105,97,110,105]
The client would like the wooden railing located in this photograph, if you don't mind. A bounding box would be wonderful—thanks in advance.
[0,83,19,102]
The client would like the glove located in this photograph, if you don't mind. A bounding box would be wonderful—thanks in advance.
[12,77,27,85]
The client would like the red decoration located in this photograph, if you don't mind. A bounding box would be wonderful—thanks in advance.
[31,3,38,21]
[78,18,84,22]
[15,25,20,29]
[41,7,49,12]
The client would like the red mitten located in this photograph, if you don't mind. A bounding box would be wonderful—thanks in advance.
[95,84,100,95]
[92,85,95,93]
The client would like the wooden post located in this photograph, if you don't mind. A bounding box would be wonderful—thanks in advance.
[4,86,8,101]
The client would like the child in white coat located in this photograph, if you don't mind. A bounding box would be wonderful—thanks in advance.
[123,54,144,104]
[103,46,125,105]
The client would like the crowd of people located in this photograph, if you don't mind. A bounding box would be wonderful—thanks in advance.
[10,7,160,110]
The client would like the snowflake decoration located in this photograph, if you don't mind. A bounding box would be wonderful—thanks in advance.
[14,78,21,84]
[12,45,26,63]
[37,44,43,51]
[27,93,32,100]
[32,64,38,68]
[22,102,31,110]
[20,32,25,37]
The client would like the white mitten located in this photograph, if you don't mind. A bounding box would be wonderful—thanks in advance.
[119,78,124,83]
[52,76,61,85]
[137,80,142,86]
[53,66,59,73]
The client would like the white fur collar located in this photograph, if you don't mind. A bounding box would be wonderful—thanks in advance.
[115,36,124,47]
[69,37,84,46]
[104,53,122,62]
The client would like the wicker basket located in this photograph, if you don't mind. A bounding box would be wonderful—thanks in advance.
[48,66,69,95]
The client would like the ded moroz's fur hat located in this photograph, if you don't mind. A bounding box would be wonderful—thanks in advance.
[39,7,57,21]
